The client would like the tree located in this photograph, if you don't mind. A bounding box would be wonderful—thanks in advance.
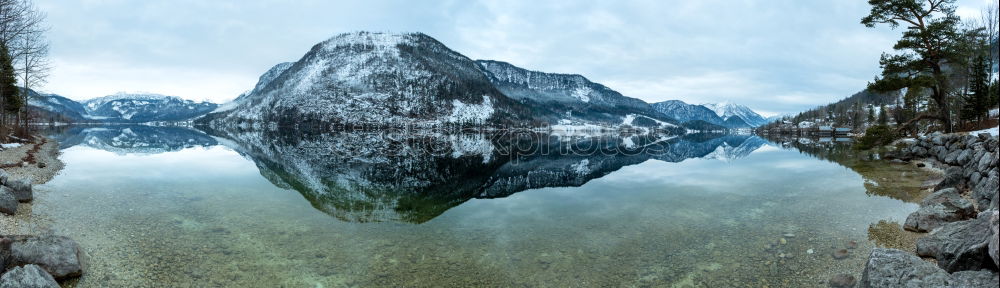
[862,0,964,133]
[0,0,47,129]
[960,54,990,122]
[0,42,20,115]
[878,104,888,125]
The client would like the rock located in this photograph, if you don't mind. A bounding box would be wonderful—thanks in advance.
[915,211,994,272]
[3,179,31,203]
[957,149,973,165]
[935,166,965,191]
[980,152,995,173]
[912,146,928,157]
[934,146,949,161]
[829,274,856,288]
[948,270,999,287]
[0,264,59,288]
[861,248,951,288]
[904,188,975,232]
[2,235,83,279]
[945,150,962,165]
[0,169,7,185]
[846,240,859,249]
[0,188,16,215]
[979,133,992,141]
[973,175,999,211]
[991,211,998,269]
[833,249,850,260]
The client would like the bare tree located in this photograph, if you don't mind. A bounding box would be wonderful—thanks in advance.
[0,0,47,129]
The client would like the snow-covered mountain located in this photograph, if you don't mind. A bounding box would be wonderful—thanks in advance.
[650,100,726,126]
[214,62,295,113]
[26,89,89,121]
[83,92,218,122]
[701,101,768,127]
[476,60,676,126]
[204,32,536,128]
[28,90,218,123]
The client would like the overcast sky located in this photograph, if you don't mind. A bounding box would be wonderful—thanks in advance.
[37,0,993,116]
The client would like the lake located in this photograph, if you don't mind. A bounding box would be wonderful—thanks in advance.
[30,125,933,287]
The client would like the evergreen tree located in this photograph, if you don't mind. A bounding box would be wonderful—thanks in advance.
[960,54,990,122]
[0,43,20,115]
[878,104,888,125]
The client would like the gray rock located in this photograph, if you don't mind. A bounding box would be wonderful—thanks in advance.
[979,133,992,141]
[935,146,950,161]
[3,179,31,203]
[970,172,981,186]
[991,211,999,269]
[946,150,963,165]
[915,211,994,272]
[957,149,973,166]
[904,188,976,232]
[936,167,966,191]
[948,270,999,287]
[979,152,994,174]
[0,188,15,215]
[0,264,59,288]
[861,248,951,288]
[912,146,928,157]
[3,235,83,279]
[0,169,7,186]
[973,175,999,211]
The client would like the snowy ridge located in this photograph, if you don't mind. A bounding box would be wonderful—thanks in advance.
[701,101,768,127]
[209,32,529,128]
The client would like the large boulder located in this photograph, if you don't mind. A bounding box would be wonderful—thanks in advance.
[0,188,16,215]
[935,166,965,191]
[973,175,999,210]
[978,152,994,173]
[861,248,951,287]
[948,270,999,287]
[1,235,83,279]
[916,211,996,272]
[991,211,999,269]
[0,264,59,288]
[3,179,32,203]
[904,188,976,232]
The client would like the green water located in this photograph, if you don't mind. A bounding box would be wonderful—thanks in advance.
[29,127,932,287]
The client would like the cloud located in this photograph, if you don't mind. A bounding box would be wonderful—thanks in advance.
[35,0,993,114]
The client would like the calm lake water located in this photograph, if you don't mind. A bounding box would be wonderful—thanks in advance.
[30,126,933,287]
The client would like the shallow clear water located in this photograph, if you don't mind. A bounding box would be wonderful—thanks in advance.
[31,126,932,287]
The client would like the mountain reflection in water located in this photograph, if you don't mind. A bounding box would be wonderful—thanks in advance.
[45,125,771,223]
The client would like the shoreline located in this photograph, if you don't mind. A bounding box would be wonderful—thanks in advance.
[0,137,65,235]
[861,132,999,287]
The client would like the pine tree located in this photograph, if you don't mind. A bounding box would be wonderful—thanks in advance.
[0,43,20,115]
[878,104,888,125]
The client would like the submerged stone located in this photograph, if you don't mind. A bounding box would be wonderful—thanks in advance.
[3,179,32,203]
[0,264,59,288]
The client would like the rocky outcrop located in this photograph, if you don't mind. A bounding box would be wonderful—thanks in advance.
[861,248,998,287]
[873,132,1000,286]
[916,211,997,272]
[0,264,59,288]
[1,235,83,280]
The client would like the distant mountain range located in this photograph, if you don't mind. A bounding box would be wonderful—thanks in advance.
[30,32,771,129]
[650,100,768,129]
[28,90,218,123]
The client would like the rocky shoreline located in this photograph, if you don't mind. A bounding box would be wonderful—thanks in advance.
[861,133,999,287]
[0,137,82,287]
